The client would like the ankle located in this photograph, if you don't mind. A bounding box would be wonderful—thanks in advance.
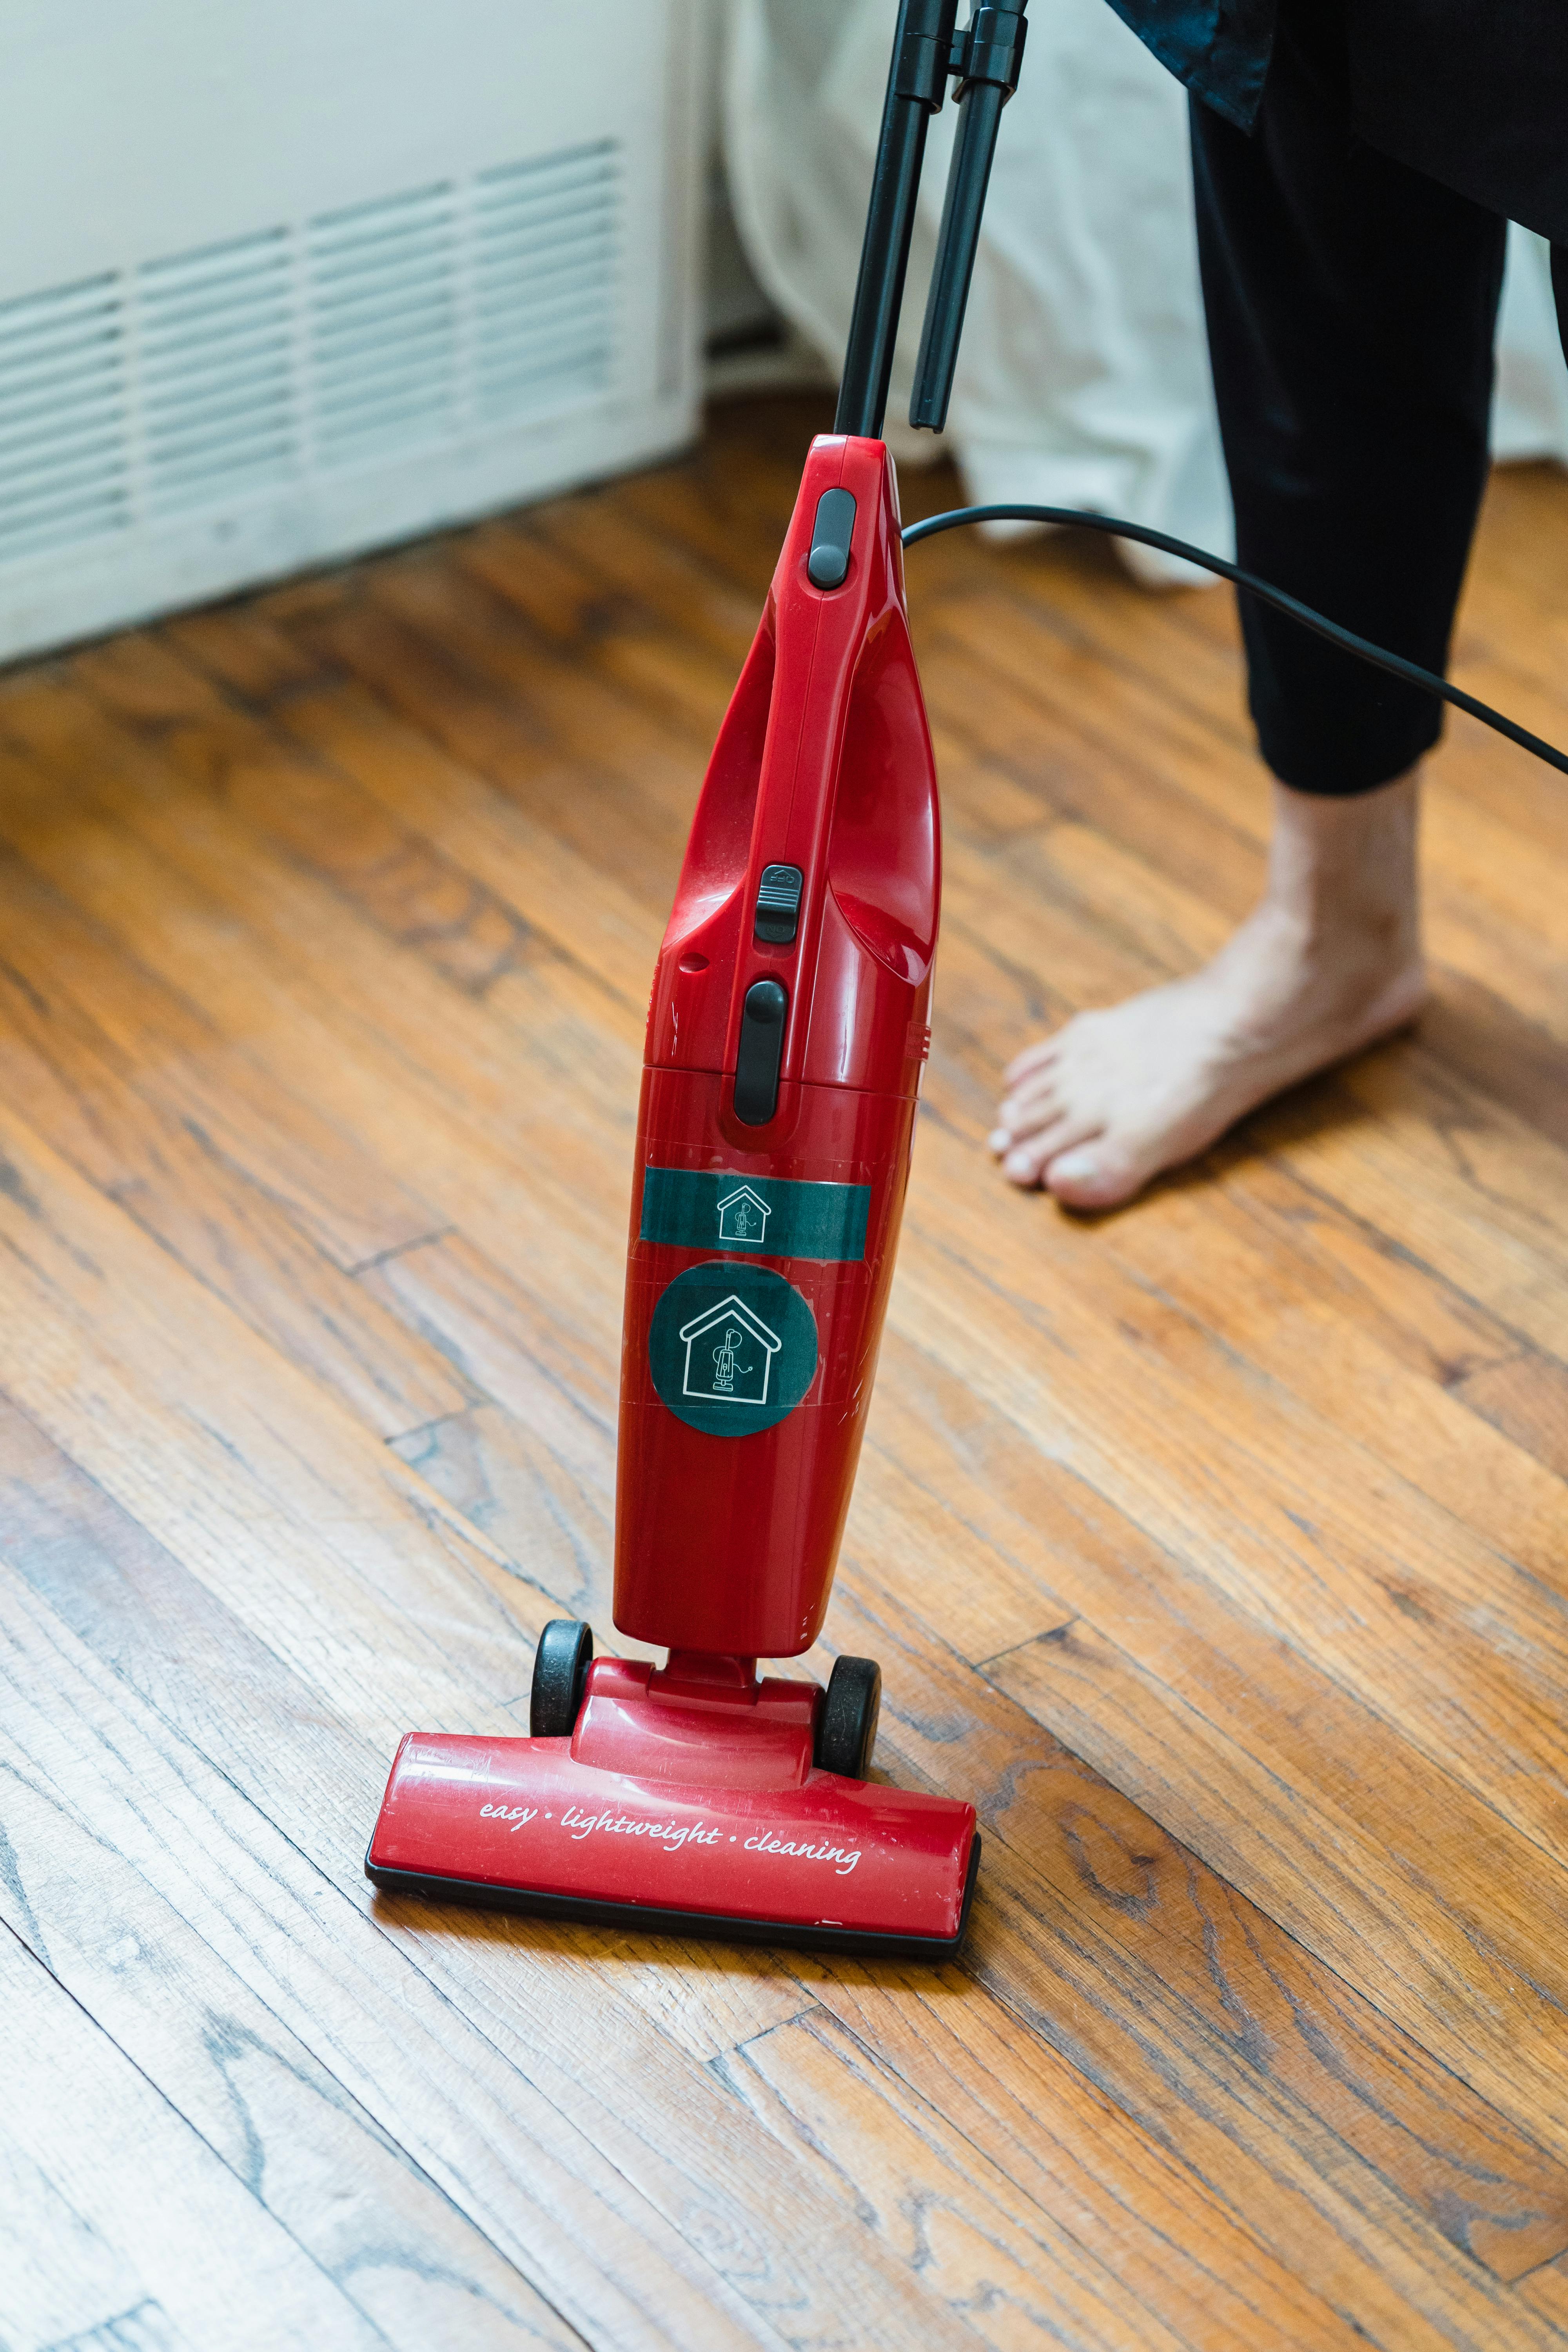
[1259,768,1423,960]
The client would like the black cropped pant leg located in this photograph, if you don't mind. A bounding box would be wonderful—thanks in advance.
[1188,0,1566,794]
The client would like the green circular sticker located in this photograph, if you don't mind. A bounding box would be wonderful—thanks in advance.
[648,1261,818,1436]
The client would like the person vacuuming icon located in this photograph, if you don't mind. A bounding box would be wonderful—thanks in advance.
[712,1327,745,1393]
[991,0,1567,1210]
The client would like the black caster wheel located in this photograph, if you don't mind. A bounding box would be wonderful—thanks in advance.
[530,1619,594,1738]
[814,1655,882,1780]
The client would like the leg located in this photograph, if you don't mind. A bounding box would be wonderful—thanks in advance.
[993,0,1506,1209]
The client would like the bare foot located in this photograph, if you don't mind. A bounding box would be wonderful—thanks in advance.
[991,771,1429,1210]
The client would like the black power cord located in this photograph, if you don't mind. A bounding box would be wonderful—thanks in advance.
[902,503,1568,779]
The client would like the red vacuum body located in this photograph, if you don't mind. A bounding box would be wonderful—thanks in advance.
[367,435,979,1953]
[617,433,936,1658]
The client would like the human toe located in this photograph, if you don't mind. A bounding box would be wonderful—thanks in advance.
[993,1069,1067,1143]
[1001,1109,1102,1189]
[1041,1137,1149,1210]
[1004,1034,1063,1087]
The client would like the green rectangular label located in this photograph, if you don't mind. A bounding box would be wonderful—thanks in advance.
[639,1167,869,1262]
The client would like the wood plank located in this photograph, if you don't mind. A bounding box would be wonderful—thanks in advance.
[1251,1065,1568,1360]
[725,2008,1281,2352]
[887,1127,1568,1871]
[389,1403,615,1635]
[848,1316,1568,2142]
[367,1232,621,1634]
[0,752,444,1277]
[983,1597,1568,2149]
[362,1230,618,1429]
[1452,1352,1568,1478]
[163,600,345,707]
[831,1581,1568,2326]
[0,1106,586,1745]
[798,1585,1568,2346]
[1522,2257,1568,2338]
[1415,969,1568,1160]
[274,672,664,1010]
[0,674,642,1359]
[67,626,594,1006]
[0,1925,391,2352]
[286,587,695,916]
[1423,782,1568,962]
[1192,1148,1528,1389]
[0,1589,788,2352]
[733,1980,1357,2352]
[0,1584,585,2352]
[1074,1164,1568,1577]
[361,542,723,799]
[45,634,657,1111]
[0,868,468,1437]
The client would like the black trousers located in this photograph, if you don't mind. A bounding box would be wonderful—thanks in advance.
[1190,0,1568,793]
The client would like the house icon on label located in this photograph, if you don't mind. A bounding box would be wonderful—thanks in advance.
[679,1295,782,1406]
[716,1184,772,1247]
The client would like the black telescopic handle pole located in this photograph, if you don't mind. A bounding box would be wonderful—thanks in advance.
[834,0,960,439]
[910,4,1028,432]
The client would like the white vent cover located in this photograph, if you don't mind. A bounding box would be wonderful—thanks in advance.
[0,276,131,565]
[0,3,699,662]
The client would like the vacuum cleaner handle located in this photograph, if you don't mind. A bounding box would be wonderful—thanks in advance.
[835,0,961,438]
[835,2,1028,441]
[647,435,937,1107]
[910,5,1029,432]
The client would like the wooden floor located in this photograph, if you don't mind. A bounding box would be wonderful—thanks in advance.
[3,392,1568,2352]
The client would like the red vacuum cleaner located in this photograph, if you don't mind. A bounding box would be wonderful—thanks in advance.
[367,3,1025,1954]
[367,0,1568,1957]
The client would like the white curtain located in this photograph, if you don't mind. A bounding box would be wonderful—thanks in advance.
[724,0,1568,586]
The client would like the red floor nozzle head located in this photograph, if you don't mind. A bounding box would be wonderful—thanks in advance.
[366,1647,978,1956]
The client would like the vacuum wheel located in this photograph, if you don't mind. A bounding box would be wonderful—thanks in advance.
[530,1619,594,1739]
[815,1655,882,1780]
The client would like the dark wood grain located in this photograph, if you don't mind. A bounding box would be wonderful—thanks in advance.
[0,1924,397,2352]
[830,1577,1568,2282]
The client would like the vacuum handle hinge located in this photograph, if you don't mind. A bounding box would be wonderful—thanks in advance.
[949,5,1028,96]
[893,4,1026,110]
[894,8,960,110]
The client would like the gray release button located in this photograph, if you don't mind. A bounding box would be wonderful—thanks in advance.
[807,487,857,589]
[755,862,804,945]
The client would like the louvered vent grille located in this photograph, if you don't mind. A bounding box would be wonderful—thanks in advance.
[138,230,296,511]
[474,142,619,420]
[308,184,459,463]
[0,138,623,569]
[0,275,130,562]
